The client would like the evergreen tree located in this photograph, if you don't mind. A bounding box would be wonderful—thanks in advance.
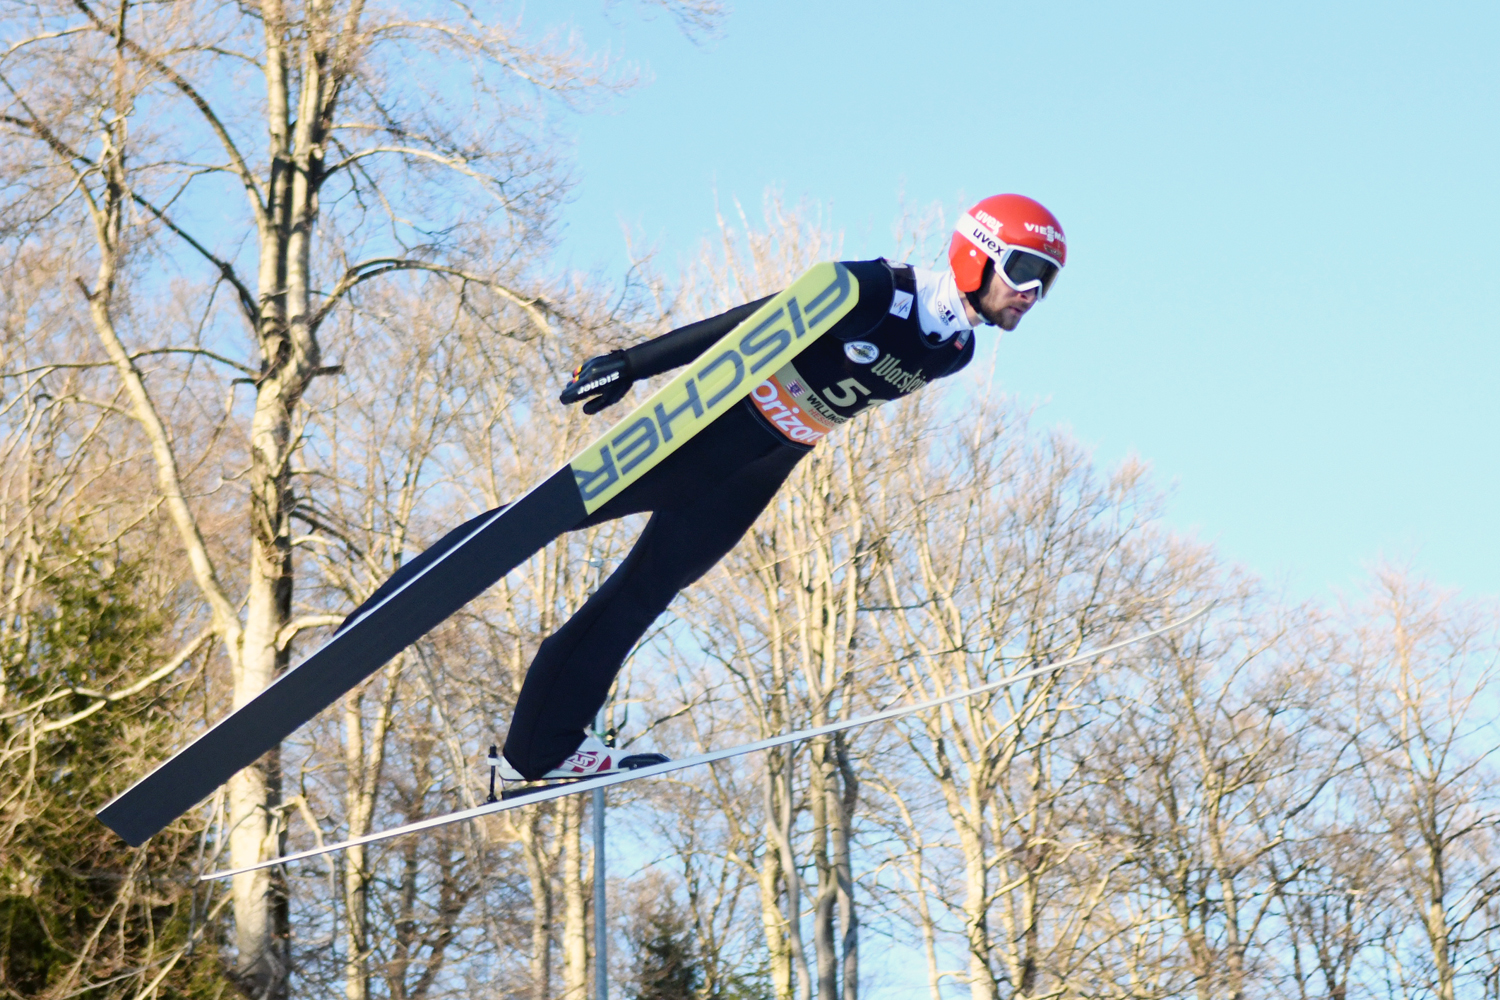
[0,534,228,998]
[631,906,702,1000]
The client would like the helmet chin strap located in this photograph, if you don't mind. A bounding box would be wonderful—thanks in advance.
[964,288,1003,328]
[963,289,985,325]
[960,265,989,325]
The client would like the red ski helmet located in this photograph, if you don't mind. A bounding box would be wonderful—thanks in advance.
[948,194,1066,295]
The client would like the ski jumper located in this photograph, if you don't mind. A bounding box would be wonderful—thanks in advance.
[503,259,977,778]
[94,197,1064,850]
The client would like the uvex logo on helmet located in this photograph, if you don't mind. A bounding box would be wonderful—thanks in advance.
[962,221,1005,256]
[974,208,1003,233]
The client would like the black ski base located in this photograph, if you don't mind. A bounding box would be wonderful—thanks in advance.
[620,752,671,769]
[98,470,586,847]
[500,780,584,801]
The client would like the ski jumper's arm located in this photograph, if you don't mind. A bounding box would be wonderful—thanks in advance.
[624,294,776,377]
[561,295,773,411]
[623,263,890,372]
[562,261,893,412]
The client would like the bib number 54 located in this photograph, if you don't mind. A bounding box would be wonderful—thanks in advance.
[823,378,871,407]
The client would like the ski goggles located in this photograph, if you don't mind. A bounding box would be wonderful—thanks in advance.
[995,246,1061,297]
[957,213,1063,297]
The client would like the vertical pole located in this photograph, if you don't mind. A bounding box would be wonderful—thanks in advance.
[593,716,608,1000]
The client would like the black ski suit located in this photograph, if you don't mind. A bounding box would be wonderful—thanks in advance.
[503,259,976,778]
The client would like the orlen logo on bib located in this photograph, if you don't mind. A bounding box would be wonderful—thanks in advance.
[844,341,879,364]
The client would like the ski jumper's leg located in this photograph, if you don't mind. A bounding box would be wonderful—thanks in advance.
[503,406,807,778]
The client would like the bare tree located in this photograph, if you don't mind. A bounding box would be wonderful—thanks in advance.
[1270,791,1395,1000]
[265,253,667,997]
[1341,568,1500,1000]
[657,201,877,1000]
[1092,601,1350,1000]
[1,0,721,992]
[0,238,235,998]
[861,395,1200,1000]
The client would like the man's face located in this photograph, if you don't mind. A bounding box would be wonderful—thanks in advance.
[969,270,1039,331]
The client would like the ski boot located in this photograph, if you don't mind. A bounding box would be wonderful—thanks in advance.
[485,733,670,801]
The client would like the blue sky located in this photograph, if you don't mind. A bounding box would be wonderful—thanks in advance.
[548,0,1498,602]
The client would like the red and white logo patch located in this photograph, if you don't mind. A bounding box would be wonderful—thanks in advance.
[561,749,612,774]
[751,377,835,445]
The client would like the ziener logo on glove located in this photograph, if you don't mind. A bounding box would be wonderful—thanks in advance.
[579,371,620,393]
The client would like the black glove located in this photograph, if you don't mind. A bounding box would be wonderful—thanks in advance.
[559,350,634,414]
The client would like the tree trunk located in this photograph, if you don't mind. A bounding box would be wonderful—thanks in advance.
[225,0,333,990]
[75,119,291,993]
[833,738,859,1000]
[810,740,838,1000]
[768,758,812,1000]
[563,796,589,1000]
[1424,841,1456,1000]
[758,751,795,1000]
[957,814,996,1000]
[518,810,554,1000]
[342,680,396,1000]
